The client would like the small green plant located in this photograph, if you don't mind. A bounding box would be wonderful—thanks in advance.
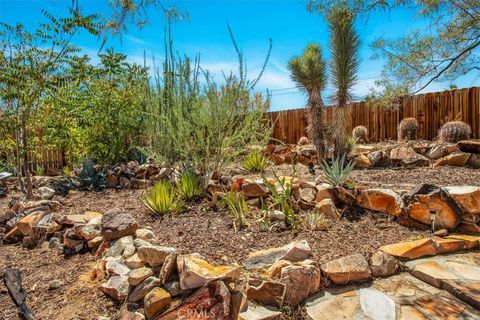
[304,212,329,231]
[398,117,418,141]
[143,180,179,215]
[321,155,354,187]
[35,166,45,176]
[76,158,106,190]
[177,166,204,200]
[242,150,267,173]
[262,167,301,232]
[222,191,249,232]
[438,121,471,143]
[352,125,367,143]
[345,135,358,153]
[62,166,74,177]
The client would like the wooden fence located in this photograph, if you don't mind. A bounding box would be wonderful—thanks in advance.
[29,148,65,173]
[268,87,480,144]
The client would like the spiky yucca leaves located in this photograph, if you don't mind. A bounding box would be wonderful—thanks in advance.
[304,212,330,231]
[288,44,327,163]
[222,191,249,232]
[329,5,360,158]
[398,117,418,141]
[143,180,179,215]
[438,121,471,143]
[352,125,367,143]
[177,167,204,200]
[243,150,267,173]
[321,155,354,188]
[345,135,358,154]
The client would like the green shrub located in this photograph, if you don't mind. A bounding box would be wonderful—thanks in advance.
[177,167,204,200]
[35,166,45,176]
[222,191,249,232]
[243,151,267,172]
[304,212,329,231]
[398,117,418,141]
[321,155,354,187]
[345,135,358,153]
[143,180,179,215]
[438,121,471,143]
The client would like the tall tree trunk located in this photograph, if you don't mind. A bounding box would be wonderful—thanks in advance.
[307,90,325,164]
[21,119,33,199]
[14,128,26,194]
[332,101,349,158]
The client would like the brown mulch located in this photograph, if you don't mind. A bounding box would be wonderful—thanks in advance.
[1,165,477,319]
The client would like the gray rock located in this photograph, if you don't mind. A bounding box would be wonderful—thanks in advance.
[359,288,395,320]
[100,275,129,301]
[128,276,161,302]
[370,251,399,277]
[37,187,55,200]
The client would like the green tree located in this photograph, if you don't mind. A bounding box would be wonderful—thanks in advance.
[288,44,327,162]
[328,5,360,157]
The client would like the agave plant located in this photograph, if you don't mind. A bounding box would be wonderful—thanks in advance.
[222,191,249,232]
[177,166,204,200]
[304,212,330,231]
[345,135,358,153]
[321,155,354,187]
[242,150,267,173]
[143,180,179,215]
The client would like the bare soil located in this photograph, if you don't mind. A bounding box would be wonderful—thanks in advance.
[1,165,478,319]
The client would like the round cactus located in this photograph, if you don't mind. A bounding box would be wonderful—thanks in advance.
[352,125,368,143]
[398,118,418,141]
[438,121,471,143]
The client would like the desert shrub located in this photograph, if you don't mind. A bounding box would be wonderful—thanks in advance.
[243,151,267,173]
[321,155,354,187]
[222,191,249,232]
[398,117,418,141]
[35,166,45,176]
[438,121,471,143]
[145,23,271,183]
[352,125,367,143]
[143,180,179,215]
[345,136,358,154]
[177,166,204,200]
[304,212,329,231]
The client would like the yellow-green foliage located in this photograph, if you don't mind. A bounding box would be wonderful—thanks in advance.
[398,117,418,141]
[222,191,249,232]
[177,169,204,200]
[304,212,329,231]
[143,180,179,215]
[352,125,367,143]
[242,151,267,172]
[345,135,358,153]
[438,121,471,143]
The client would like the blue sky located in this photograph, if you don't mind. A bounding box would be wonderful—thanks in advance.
[1,0,478,111]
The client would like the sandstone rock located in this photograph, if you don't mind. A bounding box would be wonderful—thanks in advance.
[380,238,437,260]
[306,295,359,320]
[107,174,118,187]
[299,187,317,203]
[445,261,480,281]
[321,253,371,284]
[87,236,104,249]
[243,240,312,269]
[467,153,480,168]
[447,234,480,249]
[178,255,240,290]
[128,267,154,286]
[241,179,270,197]
[100,275,129,301]
[405,184,463,230]
[137,245,176,267]
[315,183,332,202]
[456,221,480,234]
[367,150,388,167]
[120,311,145,320]
[433,152,471,167]
[314,199,340,220]
[359,288,396,320]
[101,210,138,241]
[432,236,465,254]
[356,188,404,217]
[427,143,458,160]
[457,139,480,154]
[268,210,285,221]
[124,254,145,270]
[434,228,449,237]
[144,287,171,319]
[414,292,467,319]
[128,276,161,302]
[163,281,191,298]
[390,146,429,167]
[246,278,286,308]
[80,224,101,241]
[105,259,131,276]
[135,228,156,241]
[370,251,399,277]
[444,186,480,214]
[37,187,55,200]
[273,260,321,306]
[17,210,50,236]
[131,178,149,189]
[411,260,459,288]
[105,236,134,258]
[268,154,285,165]
[63,230,84,252]
[354,155,372,168]
[442,280,480,310]
[238,304,282,320]
[158,281,231,320]
[159,252,177,285]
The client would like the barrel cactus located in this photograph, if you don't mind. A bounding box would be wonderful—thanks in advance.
[398,118,418,141]
[352,125,368,143]
[438,121,471,143]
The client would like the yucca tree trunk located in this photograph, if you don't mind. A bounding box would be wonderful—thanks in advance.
[333,99,349,158]
[307,90,325,164]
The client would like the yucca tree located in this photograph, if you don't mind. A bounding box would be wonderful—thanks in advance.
[329,5,360,158]
[288,44,327,163]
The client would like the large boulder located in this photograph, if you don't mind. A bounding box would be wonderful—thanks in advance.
[144,287,171,319]
[433,152,471,167]
[314,199,340,220]
[458,140,480,154]
[356,188,405,217]
[177,255,241,290]
[243,240,312,269]
[444,186,480,215]
[427,143,458,160]
[370,251,399,277]
[246,279,286,308]
[404,184,463,230]
[158,281,231,320]
[467,154,480,168]
[379,238,437,260]
[128,267,154,286]
[321,253,371,285]
[390,146,429,167]
[241,179,270,198]
[100,275,129,301]
[101,210,138,241]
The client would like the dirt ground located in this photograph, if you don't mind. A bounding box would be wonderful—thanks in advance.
[1,165,478,319]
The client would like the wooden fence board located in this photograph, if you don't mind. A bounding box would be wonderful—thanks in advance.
[268,87,479,144]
